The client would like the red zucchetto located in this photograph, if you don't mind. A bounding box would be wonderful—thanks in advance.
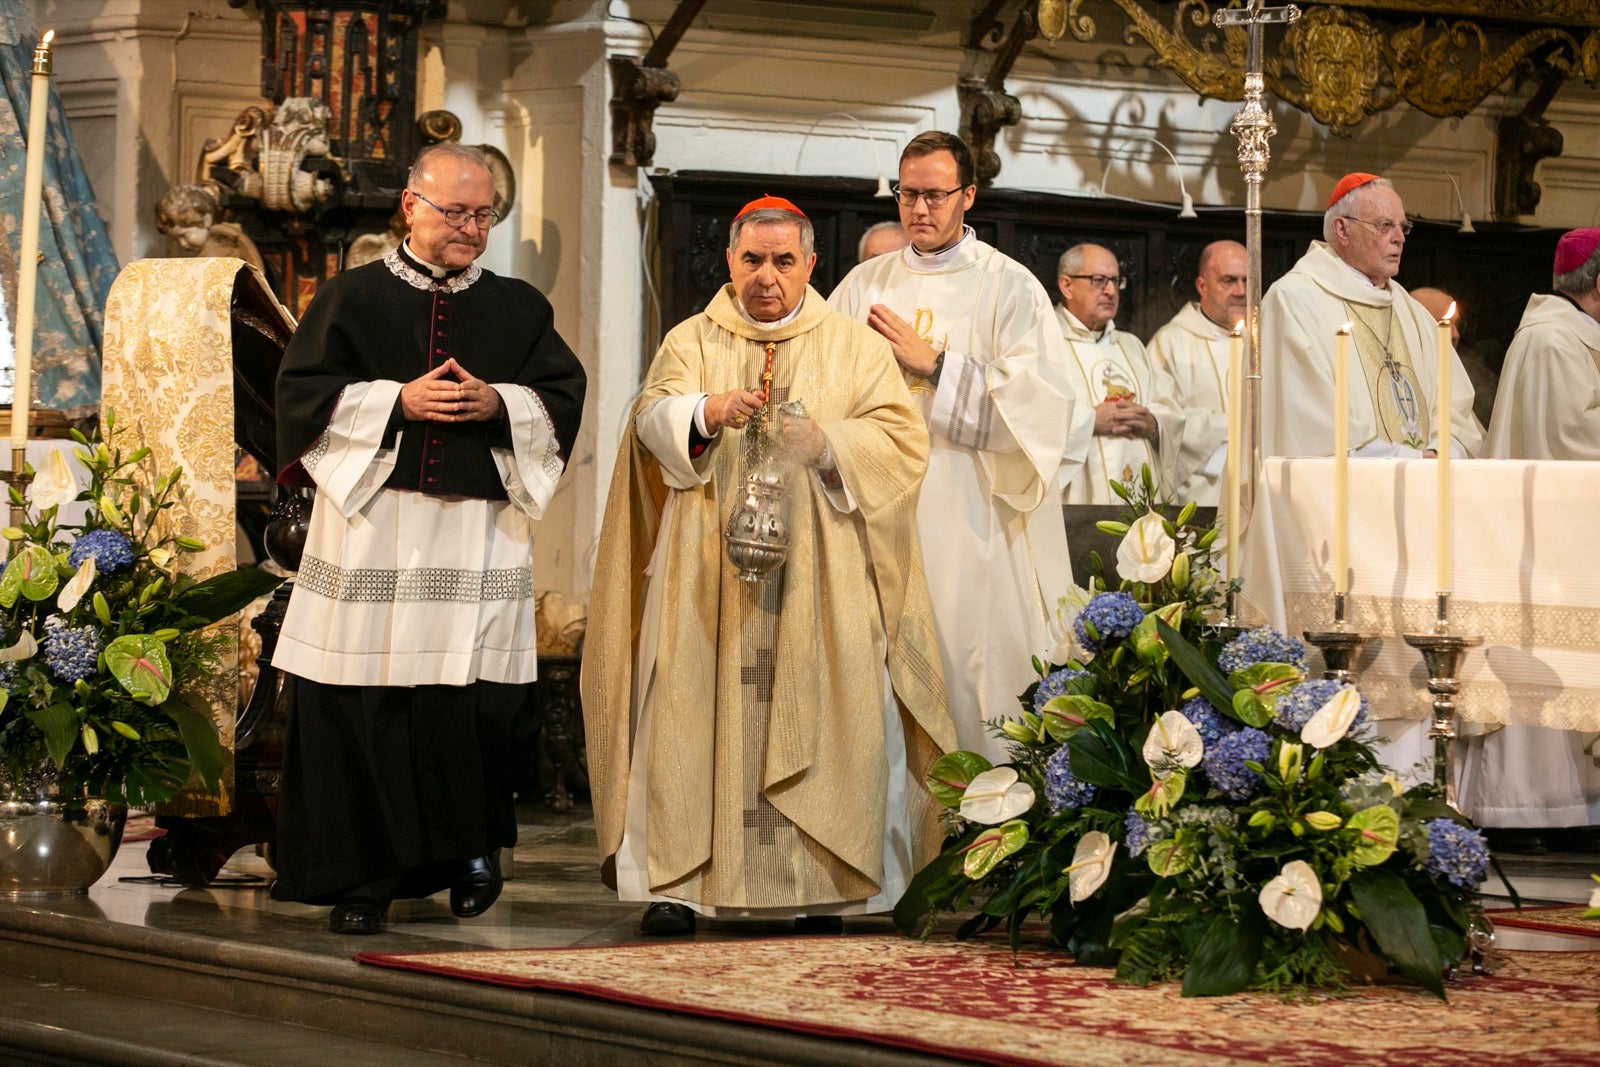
[734,194,808,219]
[1326,172,1380,209]
[1554,228,1600,276]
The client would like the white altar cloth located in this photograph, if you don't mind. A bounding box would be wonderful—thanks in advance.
[1240,457,1600,733]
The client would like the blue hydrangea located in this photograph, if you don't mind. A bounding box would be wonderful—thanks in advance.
[1181,696,1238,751]
[1202,727,1271,800]
[67,529,135,574]
[1217,625,1307,675]
[1032,667,1091,712]
[1273,679,1371,733]
[1124,808,1156,858]
[1073,591,1145,654]
[1423,819,1490,888]
[1043,745,1098,814]
[42,616,99,682]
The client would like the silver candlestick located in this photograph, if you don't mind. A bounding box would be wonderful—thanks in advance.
[1401,593,1482,809]
[1302,591,1369,684]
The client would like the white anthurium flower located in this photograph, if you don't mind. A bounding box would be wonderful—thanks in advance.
[1142,709,1204,779]
[1116,512,1176,584]
[1259,859,1323,931]
[959,766,1036,825]
[57,555,96,613]
[1301,686,1362,750]
[0,630,38,663]
[27,450,77,512]
[1045,584,1094,663]
[1067,831,1117,904]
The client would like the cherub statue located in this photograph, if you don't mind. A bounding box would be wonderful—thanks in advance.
[153,184,266,273]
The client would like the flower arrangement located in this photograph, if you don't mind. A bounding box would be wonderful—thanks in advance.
[896,472,1491,999]
[0,414,283,805]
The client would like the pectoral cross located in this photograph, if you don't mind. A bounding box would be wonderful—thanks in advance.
[1213,0,1300,520]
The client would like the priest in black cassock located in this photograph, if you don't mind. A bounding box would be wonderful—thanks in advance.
[270,142,586,934]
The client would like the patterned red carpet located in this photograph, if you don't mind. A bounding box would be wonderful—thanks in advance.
[1486,904,1600,938]
[356,935,1600,1066]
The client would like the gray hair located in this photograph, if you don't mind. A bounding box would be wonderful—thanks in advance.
[1057,243,1111,278]
[857,220,904,260]
[728,208,815,257]
[1323,177,1395,244]
[1554,244,1600,298]
[408,142,492,187]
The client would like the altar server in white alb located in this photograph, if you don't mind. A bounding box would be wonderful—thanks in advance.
[829,131,1083,762]
[1147,240,1247,506]
[1459,227,1600,854]
[1260,173,1482,460]
[272,144,587,934]
[1054,242,1183,503]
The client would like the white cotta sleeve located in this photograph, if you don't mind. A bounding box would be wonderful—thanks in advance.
[491,383,568,519]
[299,380,404,518]
[636,393,718,490]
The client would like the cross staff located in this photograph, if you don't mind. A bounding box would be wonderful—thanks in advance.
[1213,0,1299,546]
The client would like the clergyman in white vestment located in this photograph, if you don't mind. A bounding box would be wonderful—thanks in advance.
[830,131,1085,763]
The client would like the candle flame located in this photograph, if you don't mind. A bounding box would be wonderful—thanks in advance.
[1441,301,1456,324]
[1338,321,1353,335]
[1231,320,1244,336]
[42,30,53,47]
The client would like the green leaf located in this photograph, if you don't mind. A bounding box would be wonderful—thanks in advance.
[1227,663,1304,714]
[891,852,965,936]
[1067,720,1145,792]
[0,544,60,606]
[925,751,994,809]
[1145,836,1197,877]
[168,567,284,624]
[163,695,224,791]
[962,820,1029,879]
[1182,908,1266,997]
[1154,618,1232,715]
[1347,805,1401,866]
[1040,694,1114,742]
[1230,688,1275,729]
[1134,771,1188,820]
[1348,868,1448,999]
[27,702,80,768]
[105,634,174,706]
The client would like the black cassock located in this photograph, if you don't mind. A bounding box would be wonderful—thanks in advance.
[271,246,585,905]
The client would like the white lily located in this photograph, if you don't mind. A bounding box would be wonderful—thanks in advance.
[57,555,96,613]
[1067,831,1117,903]
[1116,512,1176,584]
[1301,686,1362,749]
[28,450,77,512]
[959,766,1036,825]
[1045,584,1094,664]
[1142,709,1203,779]
[1259,859,1323,931]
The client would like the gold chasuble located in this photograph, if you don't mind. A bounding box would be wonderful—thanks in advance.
[582,284,954,912]
[100,258,295,816]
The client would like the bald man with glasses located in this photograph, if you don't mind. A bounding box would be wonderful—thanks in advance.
[1260,173,1481,460]
[1054,242,1183,504]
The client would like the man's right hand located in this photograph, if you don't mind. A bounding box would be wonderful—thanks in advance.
[1094,398,1155,438]
[401,362,467,422]
[704,387,768,433]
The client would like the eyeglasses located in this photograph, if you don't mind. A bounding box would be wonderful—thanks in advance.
[890,184,966,208]
[1066,273,1127,292]
[1344,216,1413,237]
[409,191,499,230]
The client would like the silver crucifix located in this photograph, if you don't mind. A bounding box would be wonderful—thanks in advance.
[1213,0,1299,522]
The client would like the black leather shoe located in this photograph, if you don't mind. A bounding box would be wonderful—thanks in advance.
[1483,827,1549,856]
[640,901,695,935]
[450,854,504,918]
[329,899,385,935]
[793,915,843,935]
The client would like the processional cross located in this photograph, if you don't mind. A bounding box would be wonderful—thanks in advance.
[1213,0,1299,522]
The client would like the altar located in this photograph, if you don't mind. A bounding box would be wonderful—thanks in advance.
[1239,457,1600,734]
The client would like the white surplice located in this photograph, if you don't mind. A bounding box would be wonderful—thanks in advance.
[276,379,564,687]
[1458,293,1600,829]
[1147,302,1231,506]
[1260,241,1483,460]
[830,231,1086,761]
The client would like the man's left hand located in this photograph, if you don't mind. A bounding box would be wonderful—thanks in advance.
[866,304,941,378]
[780,413,827,467]
[441,358,503,422]
[1114,402,1158,440]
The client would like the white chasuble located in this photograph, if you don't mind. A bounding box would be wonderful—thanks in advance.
[830,235,1084,761]
[1148,302,1232,506]
[1260,242,1483,459]
[1055,306,1184,504]
[276,380,563,688]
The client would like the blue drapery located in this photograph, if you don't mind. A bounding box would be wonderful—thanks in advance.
[0,1,119,417]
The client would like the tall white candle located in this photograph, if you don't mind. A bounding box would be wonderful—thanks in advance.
[12,30,53,450]
[1334,323,1352,596]
[1225,321,1243,583]
[1436,302,1456,592]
